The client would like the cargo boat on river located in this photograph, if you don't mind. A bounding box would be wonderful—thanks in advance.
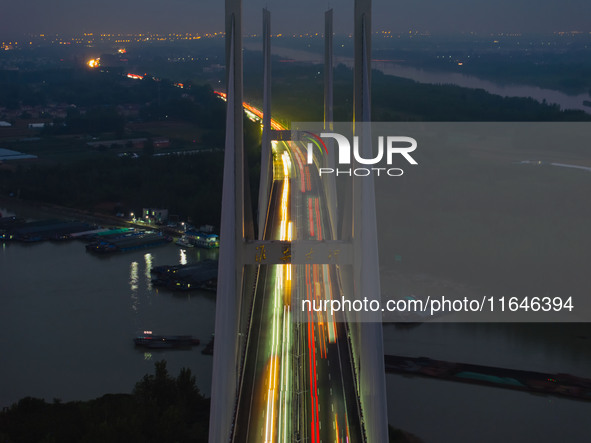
[134,333,200,349]
[385,355,591,402]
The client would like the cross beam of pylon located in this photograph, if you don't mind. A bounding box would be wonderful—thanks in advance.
[242,240,353,265]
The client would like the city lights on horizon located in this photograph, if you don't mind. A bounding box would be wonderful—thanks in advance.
[2,28,590,53]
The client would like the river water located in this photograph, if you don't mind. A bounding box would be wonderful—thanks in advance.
[384,322,591,442]
[0,205,218,407]
[2,204,591,441]
[263,45,591,114]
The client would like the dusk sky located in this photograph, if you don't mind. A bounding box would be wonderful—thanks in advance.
[1,0,591,38]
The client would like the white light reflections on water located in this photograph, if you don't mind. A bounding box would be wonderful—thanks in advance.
[144,253,153,290]
[130,261,139,313]
[130,262,139,290]
[180,249,187,265]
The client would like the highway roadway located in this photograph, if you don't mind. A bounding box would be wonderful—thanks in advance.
[228,100,364,442]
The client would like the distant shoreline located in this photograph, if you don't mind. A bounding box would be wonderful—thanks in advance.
[0,195,130,227]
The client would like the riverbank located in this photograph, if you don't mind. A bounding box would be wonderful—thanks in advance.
[0,195,185,237]
[0,361,211,443]
[253,43,591,114]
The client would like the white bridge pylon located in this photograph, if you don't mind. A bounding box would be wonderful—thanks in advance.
[209,1,389,442]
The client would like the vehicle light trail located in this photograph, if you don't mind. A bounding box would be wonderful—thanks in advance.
[262,148,294,443]
[308,197,315,237]
[229,95,360,443]
[214,91,286,130]
[315,198,322,241]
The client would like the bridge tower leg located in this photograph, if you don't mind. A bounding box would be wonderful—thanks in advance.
[351,0,390,441]
[209,0,254,441]
[323,8,339,239]
[258,8,273,239]
[324,9,334,130]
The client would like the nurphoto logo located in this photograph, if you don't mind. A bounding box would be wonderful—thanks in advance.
[305,132,418,177]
